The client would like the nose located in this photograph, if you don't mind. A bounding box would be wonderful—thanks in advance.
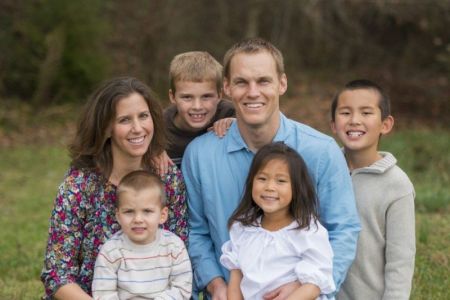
[265,179,276,191]
[350,113,361,125]
[192,98,202,110]
[133,212,143,222]
[131,118,143,132]
[248,82,260,98]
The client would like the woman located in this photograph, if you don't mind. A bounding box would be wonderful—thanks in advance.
[41,77,187,299]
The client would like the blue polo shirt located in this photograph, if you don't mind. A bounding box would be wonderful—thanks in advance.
[182,113,360,293]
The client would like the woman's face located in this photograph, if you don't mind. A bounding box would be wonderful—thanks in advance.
[110,93,154,162]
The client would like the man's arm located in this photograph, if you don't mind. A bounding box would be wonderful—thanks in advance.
[182,143,225,290]
[317,141,361,291]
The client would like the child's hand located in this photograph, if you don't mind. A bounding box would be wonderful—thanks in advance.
[152,151,174,176]
[263,281,302,300]
[208,117,235,138]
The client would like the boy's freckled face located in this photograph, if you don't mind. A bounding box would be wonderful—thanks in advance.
[169,80,221,132]
[331,89,392,154]
[116,187,168,245]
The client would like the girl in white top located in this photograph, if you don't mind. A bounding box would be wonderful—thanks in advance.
[220,142,335,300]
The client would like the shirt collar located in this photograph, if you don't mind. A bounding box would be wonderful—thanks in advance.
[226,112,290,153]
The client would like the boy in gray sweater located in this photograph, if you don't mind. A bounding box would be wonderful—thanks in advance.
[331,79,415,300]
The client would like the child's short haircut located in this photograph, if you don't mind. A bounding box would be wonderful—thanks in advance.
[169,51,222,94]
[116,170,167,207]
[331,79,391,122]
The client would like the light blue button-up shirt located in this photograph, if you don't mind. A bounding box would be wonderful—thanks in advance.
[182,113,360,294]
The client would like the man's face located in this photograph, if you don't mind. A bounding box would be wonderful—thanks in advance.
[169,80,221,132]
[223,51,287,130]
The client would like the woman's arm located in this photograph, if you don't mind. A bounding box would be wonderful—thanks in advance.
[227,269,244,300]
[41,169,88,297]
[54,283,93,300]
[162,165,188,241]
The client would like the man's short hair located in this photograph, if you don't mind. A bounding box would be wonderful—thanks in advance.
[223,37,285,79]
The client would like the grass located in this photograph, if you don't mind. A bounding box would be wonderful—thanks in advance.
[0,130,448,299]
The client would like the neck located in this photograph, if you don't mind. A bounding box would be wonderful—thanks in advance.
[109,155,143,186]
[261,212,293,232]
[237,114,280,152]
[345,148,382,171]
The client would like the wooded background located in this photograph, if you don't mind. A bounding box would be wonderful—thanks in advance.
[1,0,449,125]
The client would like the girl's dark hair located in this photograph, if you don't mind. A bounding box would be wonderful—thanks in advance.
[69,77,166,178]
[228,142,319,230]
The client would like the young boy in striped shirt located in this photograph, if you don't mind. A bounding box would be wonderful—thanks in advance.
[92,170,192,299]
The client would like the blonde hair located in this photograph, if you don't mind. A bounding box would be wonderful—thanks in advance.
[116,170,167,208]
[223,37,285,79]
[169,51,222,94]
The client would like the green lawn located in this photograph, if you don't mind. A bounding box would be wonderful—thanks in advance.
[0,130,448,299]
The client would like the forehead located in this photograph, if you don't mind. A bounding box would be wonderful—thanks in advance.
[115,93,149,114]
[229,51,278,78]
[259,158,289,172]
[118,186,162,206]
[337,89,381,108]
[174,80,218,93]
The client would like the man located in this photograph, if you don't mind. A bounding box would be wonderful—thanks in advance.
[182,38,361,300]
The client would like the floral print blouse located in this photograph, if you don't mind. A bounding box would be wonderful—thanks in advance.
[40,165,187,298]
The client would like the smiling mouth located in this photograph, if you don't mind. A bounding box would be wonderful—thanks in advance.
[244,103,264,109]
[132,227,146,233]
[261,195,278,201]
[189,113,207,120]
[347,131,365,137]
[128,136,145,144]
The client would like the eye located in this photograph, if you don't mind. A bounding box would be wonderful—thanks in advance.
[339,111,350,116]
[259,78,271,85]
[234,79,246,86]
[362,111,373,116]
[181,95,193,101]
[122,209,133,214]
[202,94,215,101]
[118,117,130,124]
[256,176,266,182]
[143,209,154,214]
[139,112,151,119]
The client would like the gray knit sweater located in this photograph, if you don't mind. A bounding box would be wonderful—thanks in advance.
[337,152,415,300]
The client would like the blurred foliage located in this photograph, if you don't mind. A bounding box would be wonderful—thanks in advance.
[0,0,449,117]
[0,0,109,104]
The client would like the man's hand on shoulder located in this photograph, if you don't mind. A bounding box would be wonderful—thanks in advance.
[206,277,228,300]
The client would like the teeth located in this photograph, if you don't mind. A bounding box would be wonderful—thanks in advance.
[245,103,263,108]
[190,114,205,118]
[262,196,278,201]
[347,131,364,137]
[129,136,145,144]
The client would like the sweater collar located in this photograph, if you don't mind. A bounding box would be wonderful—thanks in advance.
[350,151,397,175]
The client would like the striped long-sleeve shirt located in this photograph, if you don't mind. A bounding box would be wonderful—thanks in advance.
[92,229,192,299]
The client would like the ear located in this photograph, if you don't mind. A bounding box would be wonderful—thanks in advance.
[115,209,121,225]
[169,89,176,104]
[381,115,394,135]
[223,77,231,98]
[278,73,288,96]
[330,120,337,134]
[159,206,169,224]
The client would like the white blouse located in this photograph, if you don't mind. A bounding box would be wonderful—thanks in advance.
[220,218,335,300]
